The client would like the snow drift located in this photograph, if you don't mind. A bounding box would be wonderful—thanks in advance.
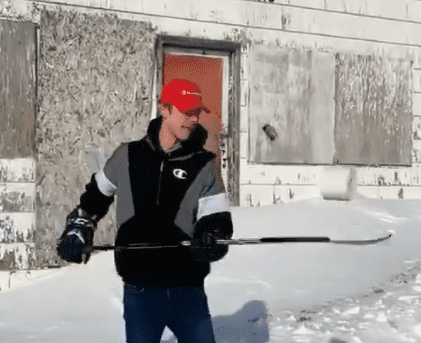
[206,197,421,317]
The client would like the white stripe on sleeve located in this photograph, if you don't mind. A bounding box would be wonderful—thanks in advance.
[197,193,230,221]
[95,170,117,197]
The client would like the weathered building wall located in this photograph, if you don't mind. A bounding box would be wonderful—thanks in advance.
[34,0,419,206]
[1,0,421,272]
[236,0,421,205]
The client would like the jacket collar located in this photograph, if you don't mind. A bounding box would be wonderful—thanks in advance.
[145,116,208,159]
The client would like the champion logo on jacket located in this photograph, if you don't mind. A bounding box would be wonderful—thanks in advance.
[173,169,187,180]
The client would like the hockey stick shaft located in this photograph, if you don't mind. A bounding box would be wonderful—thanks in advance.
[88,234,392,251]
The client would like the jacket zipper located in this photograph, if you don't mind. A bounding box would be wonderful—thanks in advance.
[156,161,164,206]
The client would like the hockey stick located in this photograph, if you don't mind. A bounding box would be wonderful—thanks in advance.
[87,233,392,251]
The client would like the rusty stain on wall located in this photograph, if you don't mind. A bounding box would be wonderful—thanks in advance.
[334,53,412,166]
[250,43,335,164]
[36,10,156,266]
[0,19,36,158]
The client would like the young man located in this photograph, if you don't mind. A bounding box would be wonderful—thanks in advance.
[57,78,234,343]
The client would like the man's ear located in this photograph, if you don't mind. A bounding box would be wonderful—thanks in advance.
[159,103,171,119]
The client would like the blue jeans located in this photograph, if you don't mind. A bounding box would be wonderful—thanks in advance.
[123,283,216,343]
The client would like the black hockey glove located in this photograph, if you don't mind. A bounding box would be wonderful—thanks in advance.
[56,207,96,264]
[189,228,229,263]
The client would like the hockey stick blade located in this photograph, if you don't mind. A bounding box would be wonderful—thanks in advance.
[328,233,392,245]
[87,233,392,251]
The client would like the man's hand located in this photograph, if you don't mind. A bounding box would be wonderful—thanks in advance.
[56,208,96,264]
[189,229,229,263]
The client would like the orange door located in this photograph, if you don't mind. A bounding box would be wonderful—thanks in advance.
[162,53,224,166]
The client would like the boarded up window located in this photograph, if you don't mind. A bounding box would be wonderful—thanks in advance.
[250,44,336,164]
[250,43,412,166]
[0,20,36,158]
[36,10,156,266]
[334,53,412,166]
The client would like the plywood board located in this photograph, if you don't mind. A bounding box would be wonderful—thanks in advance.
[0,19,36,158]
[250,43,335,164]
[334,53,412,166]
[36,10,157,266]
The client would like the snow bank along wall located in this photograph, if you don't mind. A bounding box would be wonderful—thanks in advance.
[0,0,421,273]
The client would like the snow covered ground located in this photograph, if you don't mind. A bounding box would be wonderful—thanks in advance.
[2,196,421,342]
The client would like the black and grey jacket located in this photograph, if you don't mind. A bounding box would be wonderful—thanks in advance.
[78,116,233,286]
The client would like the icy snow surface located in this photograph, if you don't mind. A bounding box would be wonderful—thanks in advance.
[2,196,421,342]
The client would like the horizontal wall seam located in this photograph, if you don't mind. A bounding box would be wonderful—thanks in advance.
[240,183,421,187]
[241,183,318,186]
[0,180,35,182]
[237,0,421,26]
[0,211,35,213]
[29,0,421,49]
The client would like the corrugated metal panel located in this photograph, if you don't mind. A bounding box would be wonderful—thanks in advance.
[334,53,412,166]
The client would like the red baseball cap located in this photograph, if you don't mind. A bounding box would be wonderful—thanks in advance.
[161,79,210,114]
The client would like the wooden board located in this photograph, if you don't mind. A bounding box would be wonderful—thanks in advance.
[250,43,335,164]
[36,10,157,266]
[0,19,36,158]
[334,53,412,166]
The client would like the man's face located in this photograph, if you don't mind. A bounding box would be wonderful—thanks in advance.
[161,104,201,142]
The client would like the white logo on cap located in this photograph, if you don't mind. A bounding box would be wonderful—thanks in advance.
[173,169,187,180]
[181,90,200,96]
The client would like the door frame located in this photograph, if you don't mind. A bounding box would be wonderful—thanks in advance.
[153,35,241,206]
